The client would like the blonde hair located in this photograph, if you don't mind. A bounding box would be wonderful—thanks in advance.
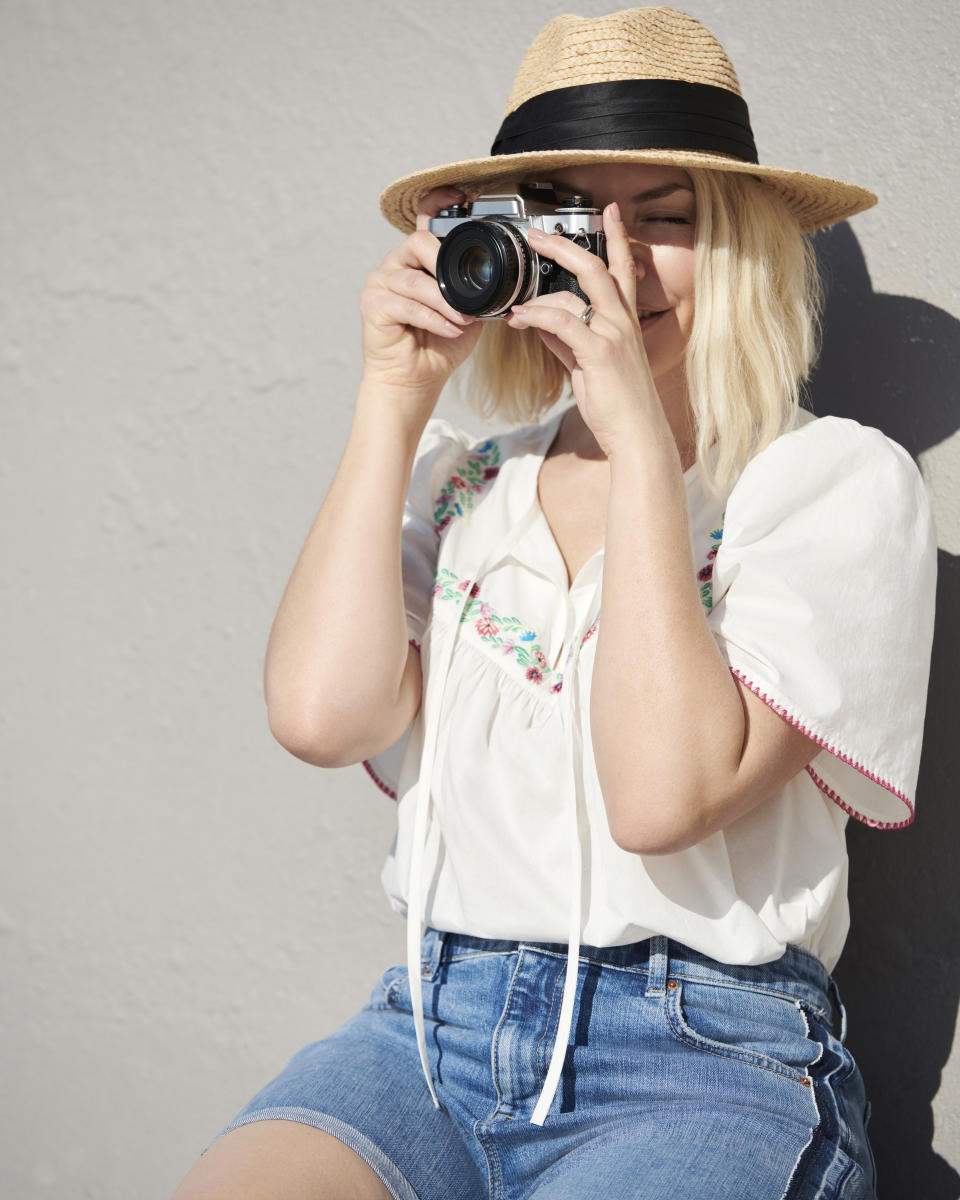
[459,169,822,494]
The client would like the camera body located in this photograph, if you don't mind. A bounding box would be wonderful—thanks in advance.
[429,188,606,318]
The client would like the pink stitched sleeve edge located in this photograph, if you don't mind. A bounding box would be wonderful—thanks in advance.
[362,759,398,802]
[730,667,915,831]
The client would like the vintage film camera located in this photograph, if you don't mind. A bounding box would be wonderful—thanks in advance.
[429,187,606,318]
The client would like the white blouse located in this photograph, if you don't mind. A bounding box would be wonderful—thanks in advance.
[364,403,937,1124]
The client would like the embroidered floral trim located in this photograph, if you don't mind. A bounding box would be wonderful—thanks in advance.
[730,667,915,830]
[698,513,724,609]
[432,567,566,692]
[427,437,722,696]
[433,439,501,534]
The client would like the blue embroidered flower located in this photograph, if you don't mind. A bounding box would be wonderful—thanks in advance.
[519,630,536,642]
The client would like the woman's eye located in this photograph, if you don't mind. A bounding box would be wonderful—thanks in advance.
[641,215,691,225]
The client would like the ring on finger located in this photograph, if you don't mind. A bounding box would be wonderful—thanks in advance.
[574,304,595,325]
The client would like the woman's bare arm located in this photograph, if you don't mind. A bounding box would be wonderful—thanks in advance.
[263,394,427,767]
[264,189,481,767]
[507,204,819,854]
[591,437,818,855]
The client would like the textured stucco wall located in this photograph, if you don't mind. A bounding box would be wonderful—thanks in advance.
[2,2,958,1196]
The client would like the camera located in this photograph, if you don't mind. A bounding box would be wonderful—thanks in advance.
[429,186,606,318]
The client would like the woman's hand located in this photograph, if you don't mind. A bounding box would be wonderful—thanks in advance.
[359,187,483,411]
[504,202,669,459]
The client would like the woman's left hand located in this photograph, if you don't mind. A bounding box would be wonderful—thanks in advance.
[505,202,666,458]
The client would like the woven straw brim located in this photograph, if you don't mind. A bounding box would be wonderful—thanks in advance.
[379,148,876,235]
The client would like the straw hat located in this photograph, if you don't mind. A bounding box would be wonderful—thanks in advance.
[379,7,876,234]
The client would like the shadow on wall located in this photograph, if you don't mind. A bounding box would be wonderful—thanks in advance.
[809,223,960,1200]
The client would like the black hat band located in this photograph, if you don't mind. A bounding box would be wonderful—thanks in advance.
[491,79,758,165]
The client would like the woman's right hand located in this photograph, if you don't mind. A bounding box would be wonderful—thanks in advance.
[359,187,484,409]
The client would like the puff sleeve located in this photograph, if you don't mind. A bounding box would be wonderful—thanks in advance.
[709,415,937,828]
[362,416,473,799]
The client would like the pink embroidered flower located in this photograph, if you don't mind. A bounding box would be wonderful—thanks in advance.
[480,601,493,617]
[468,582,481,599]
[476,617,499,637]
[439,491,452,504]
[458,579,472,592]
[552,680,563,693]
[707,545,718,560]
[483,466,499,480]
[432,583,443,596]
[502,640,515,655]
[470,483,484,493]
[451,475,467,489]
[437,515,451,532]
[526,667,543,684]
[534,649,547,668]
[697,564,713,582]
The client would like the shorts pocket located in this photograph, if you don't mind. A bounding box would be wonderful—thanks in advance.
[365,964,410,1012]
[665,978,821,1084]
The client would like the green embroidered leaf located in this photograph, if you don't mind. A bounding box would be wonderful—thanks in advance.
[432,439,502,533]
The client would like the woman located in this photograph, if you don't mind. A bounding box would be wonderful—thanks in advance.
[173,9,936,1199]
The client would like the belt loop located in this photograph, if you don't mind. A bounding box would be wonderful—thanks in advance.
[420,926,445,982]
[645,935,670,995]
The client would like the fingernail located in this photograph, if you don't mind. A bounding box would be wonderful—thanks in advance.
[526,228,547,242]
[608,202,621,222]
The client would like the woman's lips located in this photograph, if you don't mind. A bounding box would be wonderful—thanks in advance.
[637,309,668,328]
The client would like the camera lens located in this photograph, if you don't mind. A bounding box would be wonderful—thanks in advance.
[458,245,495,291]
[435,220,534,317]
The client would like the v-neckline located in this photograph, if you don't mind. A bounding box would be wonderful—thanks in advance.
[524,404,706,595]
[530,408,606,595]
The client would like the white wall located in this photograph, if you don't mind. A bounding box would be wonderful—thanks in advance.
[2,2,958,1196]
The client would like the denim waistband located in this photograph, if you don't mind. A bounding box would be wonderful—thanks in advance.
[425,927,836,1021]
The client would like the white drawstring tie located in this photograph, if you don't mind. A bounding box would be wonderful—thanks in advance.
[530,638,585,1125]
[404,498,594,1125]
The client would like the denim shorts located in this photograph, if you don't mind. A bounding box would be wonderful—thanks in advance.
[216,927,878,1200]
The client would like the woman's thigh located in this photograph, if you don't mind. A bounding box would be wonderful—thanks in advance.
[177,993,488,1200]
[171,1120,393,1200]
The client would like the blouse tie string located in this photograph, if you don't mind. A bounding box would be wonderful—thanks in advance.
[530,627,588,1126]
[404,500,545,1112]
